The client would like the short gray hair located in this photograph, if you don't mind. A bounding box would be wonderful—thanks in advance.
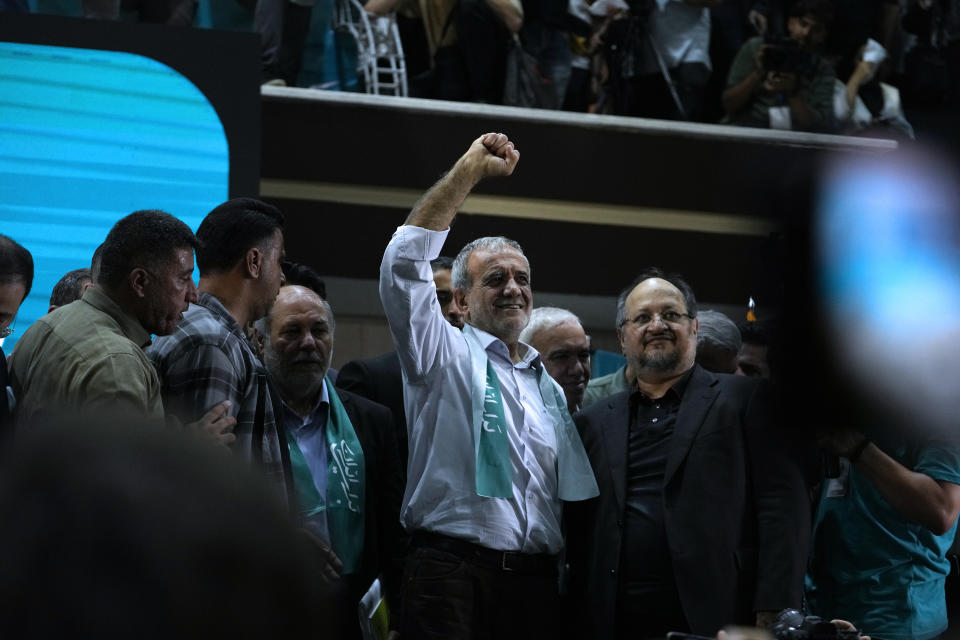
[696,310,740,354]
[519,307,583,345]
[451,236,529,291]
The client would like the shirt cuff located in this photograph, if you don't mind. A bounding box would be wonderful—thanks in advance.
[390,225,450,262]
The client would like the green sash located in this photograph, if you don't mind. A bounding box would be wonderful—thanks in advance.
[284,379,366,574]
[463,324,599,501]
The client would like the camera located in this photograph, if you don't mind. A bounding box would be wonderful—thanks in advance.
[762,36,814,76]
[771,609,862,640]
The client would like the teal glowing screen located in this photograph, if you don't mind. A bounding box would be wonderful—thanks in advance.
[0,42,229,352]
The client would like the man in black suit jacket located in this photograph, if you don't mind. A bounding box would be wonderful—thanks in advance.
[566,268,810,639]
[337,256,463,472]
[336,351,405,466]
[261,285,403,640]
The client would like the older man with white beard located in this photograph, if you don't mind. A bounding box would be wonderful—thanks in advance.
[379,133,598,640]
[259,285,403,640]
[566,267,811,640]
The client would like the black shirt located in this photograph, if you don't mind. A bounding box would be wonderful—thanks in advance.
[617,370,693,638]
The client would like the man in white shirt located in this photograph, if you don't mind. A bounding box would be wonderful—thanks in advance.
[608,0,716,120]
[379,133,597,639]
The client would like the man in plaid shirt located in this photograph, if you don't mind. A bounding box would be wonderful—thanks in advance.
[148,198,289,499]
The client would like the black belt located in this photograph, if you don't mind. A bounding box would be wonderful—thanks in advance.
[412,531,558,577]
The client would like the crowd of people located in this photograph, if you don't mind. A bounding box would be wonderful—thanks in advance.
[1,132,958,639]
[4,0,959,138]
[379,0,959,138]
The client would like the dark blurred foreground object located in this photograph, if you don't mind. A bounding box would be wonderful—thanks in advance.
[771,609,860,640]
[0,417,329,639]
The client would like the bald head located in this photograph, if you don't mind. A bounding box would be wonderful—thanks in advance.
[619,277,699,381]
[262,285,334,414]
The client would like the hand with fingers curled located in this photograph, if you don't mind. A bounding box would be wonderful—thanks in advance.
[186,400,237,448]
[463,132,520,180]
[300,528,344,583]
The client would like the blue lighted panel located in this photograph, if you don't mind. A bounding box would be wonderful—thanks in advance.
[0,42,229,352]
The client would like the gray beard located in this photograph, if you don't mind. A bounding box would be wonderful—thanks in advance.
[264,350,326,410]
[633,350,682,375]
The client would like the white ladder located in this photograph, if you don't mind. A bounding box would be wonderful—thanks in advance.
[333,0,408,97]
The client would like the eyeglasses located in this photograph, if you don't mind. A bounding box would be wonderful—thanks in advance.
[622,311,694,329]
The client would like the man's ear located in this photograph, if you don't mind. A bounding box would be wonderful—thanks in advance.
[128,268,149,299]
[454,288,469,317]
[245,246,263,279]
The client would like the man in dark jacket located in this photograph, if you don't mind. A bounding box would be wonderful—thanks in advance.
[261,284,404,639]
[567,267,810,639]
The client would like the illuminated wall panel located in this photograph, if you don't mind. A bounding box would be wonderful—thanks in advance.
[0,42,229,351]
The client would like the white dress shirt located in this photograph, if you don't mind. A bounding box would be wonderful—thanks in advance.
[379,225,563,554]
[638,0,711,74]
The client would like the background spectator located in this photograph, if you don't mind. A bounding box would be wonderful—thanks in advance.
[723,0,835,130]
[519,306,592,412]
[736,320,773,378]
[695,309,741,373]
[603,0,717,120]
[519,0,571,108]
[365,0,523,103]
[48,267,93,313]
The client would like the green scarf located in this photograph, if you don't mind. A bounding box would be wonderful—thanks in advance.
[463,324,599,501]
[284,379,365,574]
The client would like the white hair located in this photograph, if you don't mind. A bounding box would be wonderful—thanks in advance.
[519,307,584,344]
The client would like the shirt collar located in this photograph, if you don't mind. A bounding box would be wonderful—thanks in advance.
[81,286,152,349]
[282,379,330,431]
[469,323,542,369]
[195,291,246,341]
[631,365,695,406]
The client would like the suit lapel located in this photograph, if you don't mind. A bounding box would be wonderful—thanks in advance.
[663,366,719,488]
[600,394,630,515]
[338,392,369,454]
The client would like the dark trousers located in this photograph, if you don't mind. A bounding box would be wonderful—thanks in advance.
[618,62,711,121]
[255,0,313,84]
[520,21,572,109]
[454,0,511,104]
[616,582,689,640]
[82,0,195,22]
[400,534,561,640]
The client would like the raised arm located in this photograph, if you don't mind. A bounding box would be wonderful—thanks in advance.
[486,0,524,34]
[380,134,520,381]
[363,0,402,14]
[820,429,960,535]
[723,39,766,118]
[405,132,519,231]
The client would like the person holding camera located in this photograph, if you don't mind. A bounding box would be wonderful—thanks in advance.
[721,0,835,131]
[806,426,960,640]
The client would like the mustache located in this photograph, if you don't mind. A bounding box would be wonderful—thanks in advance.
[643,330,676,345]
